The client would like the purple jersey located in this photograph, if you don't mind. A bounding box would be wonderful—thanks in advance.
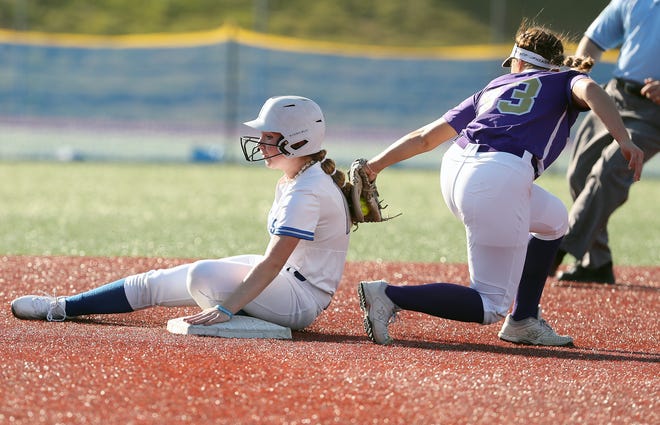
[443,69,589,172]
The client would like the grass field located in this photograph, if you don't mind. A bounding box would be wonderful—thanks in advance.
[2,161,658,265]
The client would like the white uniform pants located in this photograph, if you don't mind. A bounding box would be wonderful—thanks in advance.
[441,143,568,324]
[123,255,329,330]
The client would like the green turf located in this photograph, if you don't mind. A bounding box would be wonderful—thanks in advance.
[1,162,658,265]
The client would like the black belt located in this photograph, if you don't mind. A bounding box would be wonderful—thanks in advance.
[615,78,646,99]
[285,267,306,281]
[455,137,540,177]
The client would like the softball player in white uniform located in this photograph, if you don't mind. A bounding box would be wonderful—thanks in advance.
[357,23,644,346]
[12,96,352,330]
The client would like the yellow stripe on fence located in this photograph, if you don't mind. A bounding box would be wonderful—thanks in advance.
[0,24,618,62]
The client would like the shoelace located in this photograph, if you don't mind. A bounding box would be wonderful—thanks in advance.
[41,292,67,322]
[537,318,557,335]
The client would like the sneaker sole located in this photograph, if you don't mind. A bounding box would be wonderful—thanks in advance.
[497,332,530,345]
[498,332,574,347]
[357,282,377,344]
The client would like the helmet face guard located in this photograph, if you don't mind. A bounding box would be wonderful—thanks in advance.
[239,135,288,162]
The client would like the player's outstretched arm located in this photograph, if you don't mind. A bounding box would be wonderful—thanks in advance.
[364,118,457,181]
[571,78,644,181]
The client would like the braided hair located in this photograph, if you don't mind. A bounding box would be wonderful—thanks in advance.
[309,150,350,196]
[310,150,362,225]
[514,21,594,73]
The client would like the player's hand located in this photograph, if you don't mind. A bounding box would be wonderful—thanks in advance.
[641,78,660,105]
[618,139,644,182]
[182,307,231,326]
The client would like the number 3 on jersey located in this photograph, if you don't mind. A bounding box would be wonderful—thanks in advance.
[497,78,541,115]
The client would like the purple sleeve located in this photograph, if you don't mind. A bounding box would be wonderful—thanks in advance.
[442,94,478,133]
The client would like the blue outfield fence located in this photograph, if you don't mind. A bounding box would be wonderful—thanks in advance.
[5,25,657,175]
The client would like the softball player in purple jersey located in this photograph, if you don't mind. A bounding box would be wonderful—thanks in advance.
[358,23,644,346]
[11,96,352,330]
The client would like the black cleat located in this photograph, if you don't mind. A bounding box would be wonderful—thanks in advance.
[557,262,615,284]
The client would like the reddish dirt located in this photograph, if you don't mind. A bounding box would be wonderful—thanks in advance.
[1,256,658,425]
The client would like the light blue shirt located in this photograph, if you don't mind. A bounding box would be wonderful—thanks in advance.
[585,0,660,83]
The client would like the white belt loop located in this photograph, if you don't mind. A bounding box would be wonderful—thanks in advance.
[462,142,480,157]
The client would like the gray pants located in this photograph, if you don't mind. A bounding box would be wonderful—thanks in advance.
[562,78,660,268]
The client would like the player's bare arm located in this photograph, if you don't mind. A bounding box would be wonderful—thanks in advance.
[366,118,457,180]
[183,235,300,326]
[571,78,644,181]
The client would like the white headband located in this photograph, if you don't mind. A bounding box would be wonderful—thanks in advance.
[502,45,554,69]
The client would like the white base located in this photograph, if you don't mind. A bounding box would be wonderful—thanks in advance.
[166,316,292,339]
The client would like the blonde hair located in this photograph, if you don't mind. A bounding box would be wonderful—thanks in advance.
[514,20,594,73]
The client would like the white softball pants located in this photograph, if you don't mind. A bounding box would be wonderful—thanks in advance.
[441,143,568,324]
[122,255,328,330]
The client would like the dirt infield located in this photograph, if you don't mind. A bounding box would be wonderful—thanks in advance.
[1,255,658,425]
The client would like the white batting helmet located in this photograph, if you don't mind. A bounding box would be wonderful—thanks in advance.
[242,96,326,160]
